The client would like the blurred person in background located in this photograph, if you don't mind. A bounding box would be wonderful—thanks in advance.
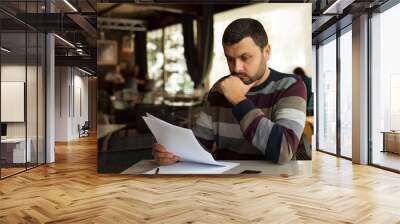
[293,67,313,116]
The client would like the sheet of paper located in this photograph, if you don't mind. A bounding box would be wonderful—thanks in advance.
[144,161,240,174]
[142,114,225,166]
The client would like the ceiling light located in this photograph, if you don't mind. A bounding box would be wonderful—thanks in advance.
[63,0,78,12]
[1,47,11,53]
[54,34,75,48]
[78,67,92,76]
[322,0,354,15]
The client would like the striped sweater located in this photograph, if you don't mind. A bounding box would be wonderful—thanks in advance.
[192,68,307,164]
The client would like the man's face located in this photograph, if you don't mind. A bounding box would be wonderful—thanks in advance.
[223,37,270,85]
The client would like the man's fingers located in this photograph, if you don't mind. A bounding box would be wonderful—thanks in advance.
[155,154,180,165]
[157,156,178,165]
[155,151,180,160]
[152,143,181,165]
[155,152,174,159]
[154,144,167,152]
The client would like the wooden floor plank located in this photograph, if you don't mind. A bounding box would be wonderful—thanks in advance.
[1,134,400,223]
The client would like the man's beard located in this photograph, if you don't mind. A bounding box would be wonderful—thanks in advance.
[235,59,266,85]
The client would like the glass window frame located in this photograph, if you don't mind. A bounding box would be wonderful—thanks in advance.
[339,25,353,159]
[316,33,338,156]
[368,1,400,173]
[315,24,353,161]
[0,1,47,180]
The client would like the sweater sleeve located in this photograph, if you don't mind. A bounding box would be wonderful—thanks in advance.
[231,79,307,164]
[192,100,216,153]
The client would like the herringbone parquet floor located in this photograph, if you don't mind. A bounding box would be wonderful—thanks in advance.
[1,134,400,223]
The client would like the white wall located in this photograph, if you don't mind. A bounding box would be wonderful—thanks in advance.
[55,66,69,141]
[1,64,46,164]
[72,73,89,138]
[1,65,35,138]
[210,3,312,87]
[55,67,89,141]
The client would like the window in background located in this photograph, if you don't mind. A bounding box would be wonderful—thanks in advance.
[390,75,400,130]
[146,24,194,96]
[371,3,400,171]
[27,31,39,170]
[317,36,337,154]
[210,3,312,88]
[147,29,163,82]
[339,28,352,158]
[163,24,194,95]
[1,32,28,178]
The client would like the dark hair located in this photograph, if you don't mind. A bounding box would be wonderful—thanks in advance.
[293,67,307,79]
[222,18,268,49]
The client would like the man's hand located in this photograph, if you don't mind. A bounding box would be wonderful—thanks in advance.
[152,143,180,165]
[219,76,255,105]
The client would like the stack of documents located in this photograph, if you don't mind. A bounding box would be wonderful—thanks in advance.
[142,113,239,174]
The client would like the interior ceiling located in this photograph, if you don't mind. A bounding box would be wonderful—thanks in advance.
[1,0,393,69]
[98,3,252,31]
[2,1,390,45]
[1,33,39,53]
[98,3,244,16]
[348,0,387,12]
[0,0,96,13]
[97,1,389,36]
[0,0,97,39]
[0,1,97,73]
[73,0,97,12]
[311,0,389,42]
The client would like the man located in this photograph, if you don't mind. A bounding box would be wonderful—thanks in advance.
[152,18,307,165]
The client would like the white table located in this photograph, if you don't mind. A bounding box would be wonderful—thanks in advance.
[121,160,312,176]
[1,138,32,163]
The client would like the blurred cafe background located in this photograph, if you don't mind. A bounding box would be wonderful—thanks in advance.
[96,3,312,173]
